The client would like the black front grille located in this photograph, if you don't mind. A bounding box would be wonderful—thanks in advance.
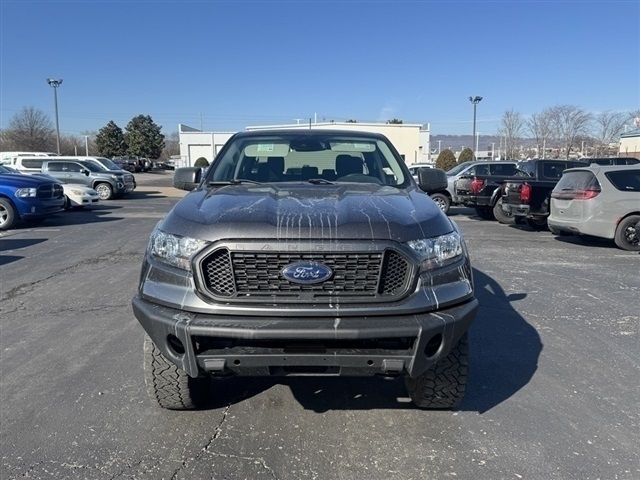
[36,184,64,199]
[199,248,412,303]
[379,251,410,295]
[53,184,64,198]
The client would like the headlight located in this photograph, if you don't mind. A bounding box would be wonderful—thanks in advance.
[149,228,207,271]
[407,232,463,270]
[15,188,37,198]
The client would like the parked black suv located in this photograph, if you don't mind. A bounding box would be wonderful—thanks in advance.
[132,130,478,410]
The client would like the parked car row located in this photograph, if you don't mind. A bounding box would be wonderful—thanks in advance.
[450,158,640,251]
[112,156,152,173]
[0,154,140,230]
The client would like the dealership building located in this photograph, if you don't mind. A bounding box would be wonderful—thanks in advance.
[619,128,640,159]
[178,121,431,168]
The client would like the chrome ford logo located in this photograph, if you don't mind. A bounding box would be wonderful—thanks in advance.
[281,262,333,285]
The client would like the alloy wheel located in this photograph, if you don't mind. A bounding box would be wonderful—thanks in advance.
[0,204,7,227]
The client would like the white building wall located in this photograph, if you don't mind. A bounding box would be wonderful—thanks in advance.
[619,131,640,158]
[178,124,234,167]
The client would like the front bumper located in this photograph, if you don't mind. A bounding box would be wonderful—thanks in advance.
[132,295,478,379]
[16,197,65,219]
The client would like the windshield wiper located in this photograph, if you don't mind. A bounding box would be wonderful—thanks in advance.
[207,178,262,186]
[306,178,335,185]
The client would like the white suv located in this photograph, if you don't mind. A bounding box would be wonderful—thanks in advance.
[548,165,640,251]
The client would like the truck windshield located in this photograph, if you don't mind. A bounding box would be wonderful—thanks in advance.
[206,133,408,187]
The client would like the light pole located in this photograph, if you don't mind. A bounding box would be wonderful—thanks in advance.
[84,135,89,155]
[468,96,482,154]
[47,78,63,154]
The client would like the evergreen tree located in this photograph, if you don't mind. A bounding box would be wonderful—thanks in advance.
[95,121,126,157]
[435,149,457,171]
[125,115,165,159]
[458,147,475,164]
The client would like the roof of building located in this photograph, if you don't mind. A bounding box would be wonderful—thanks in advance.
[620,128,640,138]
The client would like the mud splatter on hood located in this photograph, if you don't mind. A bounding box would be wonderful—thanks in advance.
[162,183,453,242]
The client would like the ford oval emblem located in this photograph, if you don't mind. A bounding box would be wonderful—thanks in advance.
[281,261,333,285]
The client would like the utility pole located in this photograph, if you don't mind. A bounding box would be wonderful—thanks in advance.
[47,78,63,154]
[84,135,89,155]
[468,96,482,154]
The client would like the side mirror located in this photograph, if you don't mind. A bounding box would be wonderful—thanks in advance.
[173,167,202,191]
[83,169,90,176]
[418,168,447,193]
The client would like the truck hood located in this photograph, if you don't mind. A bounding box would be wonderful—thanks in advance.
[0,173,60,187]
[161,183,453,242]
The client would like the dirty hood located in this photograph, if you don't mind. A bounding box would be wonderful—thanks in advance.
[161,183,453,242]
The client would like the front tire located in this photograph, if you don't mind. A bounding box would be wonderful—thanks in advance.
[405,333,468,409]
[493,198,515,225]
[430,193,451,215]
[94,182,114,200]
[614,215,640,251]
[0,198,17,230]
[143,335,209,410]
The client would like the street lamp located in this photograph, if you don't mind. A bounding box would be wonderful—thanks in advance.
[468,96,482,154]
[47,78,63,154]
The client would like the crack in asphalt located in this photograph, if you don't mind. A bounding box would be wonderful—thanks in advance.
[168,404,231,480]
[0,250,142,302]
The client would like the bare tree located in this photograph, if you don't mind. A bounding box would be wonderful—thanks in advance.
[548,105,592,159]
[160,131,180,161]
[527,109,553,159]
[594,111,627,147]
[499,109,524,159]
[5,107,55,151]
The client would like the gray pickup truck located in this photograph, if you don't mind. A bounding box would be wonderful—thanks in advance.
[133,130,478,410]
[41,158,135,199]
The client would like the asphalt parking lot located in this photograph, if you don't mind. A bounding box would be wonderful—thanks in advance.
[1,172,638,480]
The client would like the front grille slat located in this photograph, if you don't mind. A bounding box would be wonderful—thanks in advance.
[37,184,64,199]
[199,248,412,303]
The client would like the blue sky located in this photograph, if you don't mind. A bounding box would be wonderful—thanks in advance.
[1,0,638,136]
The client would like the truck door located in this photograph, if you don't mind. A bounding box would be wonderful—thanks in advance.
[45,162,67,183]
[64,162,91,186]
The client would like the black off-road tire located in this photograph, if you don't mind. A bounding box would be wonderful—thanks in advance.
[143,334,209,410]
[614,215,640,251]
[430,193,451,215]
[493,198,515,225]
[405,333,468,409]
[0,198,17,230]
[475,206,494,220]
